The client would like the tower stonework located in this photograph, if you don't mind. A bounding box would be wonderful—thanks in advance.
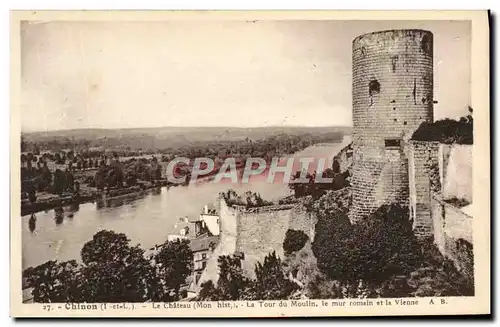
[349,29,434,223]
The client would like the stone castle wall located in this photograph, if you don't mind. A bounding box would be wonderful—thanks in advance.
[408,141,474,283]
[408,140,441,237]
[431,194,474,282]
[198,198,314,284]
[333,142,354,173]
[350,29,434,222]
[234,204,314,278]
[439,144,473,203]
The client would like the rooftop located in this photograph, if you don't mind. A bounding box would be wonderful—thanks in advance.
[189,235,219,253]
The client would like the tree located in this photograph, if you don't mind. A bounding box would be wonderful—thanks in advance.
[252,251,298,300]
[53,169,66,195]
[74,181,80,195]
[196,253,250,301]
[349,204,421,283]
[215,253,250,301]
[39,161,52,191]
[198,280,223,301]
[283,229,309,255]
[332,159,341,174]
[312,209,354,281]
[79,230,155,302]
[23,260,81,303]
[151,239,193,301]
[94,169,106,191]
[54,153,64,165]
[24,230,198,303]
[312,204,421,285]
[28,187,37,204]
[65,170,75,192]
[21,137,27,153]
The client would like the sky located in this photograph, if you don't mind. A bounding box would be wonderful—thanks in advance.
[20,20,471,132]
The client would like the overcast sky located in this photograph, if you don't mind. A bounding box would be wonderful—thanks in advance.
[20,20,471,132]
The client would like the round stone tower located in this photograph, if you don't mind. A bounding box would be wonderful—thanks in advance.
[349,29,434,222]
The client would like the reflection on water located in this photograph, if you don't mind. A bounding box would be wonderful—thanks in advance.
[54,207,64,225]
[28,214,36,233]
[151,187,162,196]
[21,140,350,270]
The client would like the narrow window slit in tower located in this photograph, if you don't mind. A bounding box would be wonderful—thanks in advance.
[413,78,417,105]
[368,80,380,107]
[391,56,398,73]
[360,46,366,57]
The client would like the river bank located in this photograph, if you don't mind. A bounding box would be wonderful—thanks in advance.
[20,179,172,216]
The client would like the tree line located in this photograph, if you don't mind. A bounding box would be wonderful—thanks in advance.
[288,159,350,199]
[23,230,193,303]
[23,229,303,303]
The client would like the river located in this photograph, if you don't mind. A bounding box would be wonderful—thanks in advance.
[22,136,351,270]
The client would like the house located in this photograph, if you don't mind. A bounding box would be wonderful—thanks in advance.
[186,234,219,297]
[199,204,220,236]
[167,217,197,241]
[190,235,219,273]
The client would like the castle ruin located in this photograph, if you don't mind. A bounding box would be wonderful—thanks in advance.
[350,29,434,222]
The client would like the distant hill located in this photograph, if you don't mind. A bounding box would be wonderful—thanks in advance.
[22,126,352,151]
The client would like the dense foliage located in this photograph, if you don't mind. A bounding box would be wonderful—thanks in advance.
[309,200,473,298]
[197,251,298,301]
[221,189,274,208]
[288,167,350,199]
[411,108,473,144]
[23,230,193,303]
[283,229,309,255]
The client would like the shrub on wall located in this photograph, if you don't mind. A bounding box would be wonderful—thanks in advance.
[220,189,274,208]
[283,229,309,255]
[289,169,350,199]
[411,108,473,144]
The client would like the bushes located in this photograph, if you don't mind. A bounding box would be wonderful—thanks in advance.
[23,230,193,303]
[197,251,298,301]
[289,169,350,199]
[411,109,473,144]
[312,204,421,284]
[309,203,474,298]
[221,190,274,208]
[283,229,309,255]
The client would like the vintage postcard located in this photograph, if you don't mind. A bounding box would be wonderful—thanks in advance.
[10,10,490,318]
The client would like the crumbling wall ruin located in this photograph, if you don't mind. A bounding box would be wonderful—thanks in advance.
[234,203,314,278]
